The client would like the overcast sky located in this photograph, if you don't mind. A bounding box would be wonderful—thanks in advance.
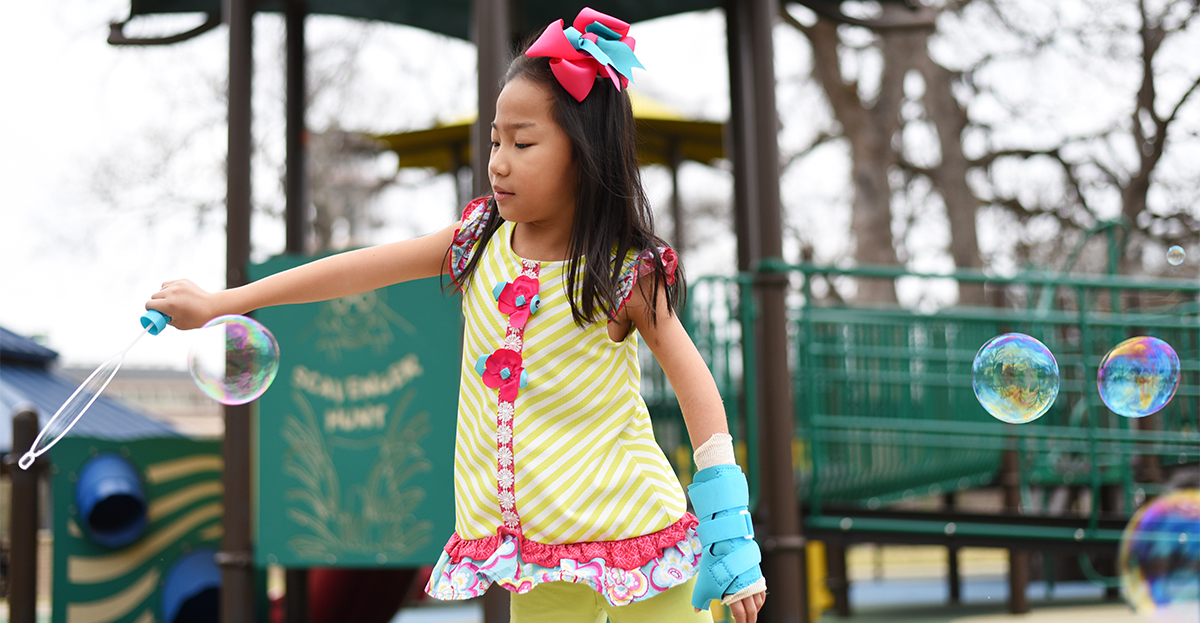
[8,2,1192,373]
[1,2,742,369]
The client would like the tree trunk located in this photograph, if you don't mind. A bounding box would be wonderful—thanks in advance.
[804,6,929,303]
[915,44,985,305]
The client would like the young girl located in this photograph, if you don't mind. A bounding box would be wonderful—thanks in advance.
[148,9,766,622]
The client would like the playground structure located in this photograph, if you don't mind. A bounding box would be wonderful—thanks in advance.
[644,261,1200,615]
[2,1,1187,620]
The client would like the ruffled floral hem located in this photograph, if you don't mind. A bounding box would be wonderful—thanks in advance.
[426,521,702,607]
[445,514,698,569]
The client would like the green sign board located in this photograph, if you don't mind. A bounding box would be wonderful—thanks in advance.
[251,256,461,567]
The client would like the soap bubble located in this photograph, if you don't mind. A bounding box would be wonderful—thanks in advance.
[1166,246,1185,266]
[188,315,280,405]
[1119,489,1200,623]
[1098,337,1180,418]
[972,333,1060,424]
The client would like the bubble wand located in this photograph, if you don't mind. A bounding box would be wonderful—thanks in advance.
[17,310,171,470]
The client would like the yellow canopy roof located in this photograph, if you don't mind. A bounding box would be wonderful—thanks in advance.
[372,91,725,174]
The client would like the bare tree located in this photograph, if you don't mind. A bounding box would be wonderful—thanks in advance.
[780,0,1200,307]
[966,0,1200,276]
[783,3,939,303]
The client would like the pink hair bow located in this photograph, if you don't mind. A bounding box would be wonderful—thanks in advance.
[525,7,645,102]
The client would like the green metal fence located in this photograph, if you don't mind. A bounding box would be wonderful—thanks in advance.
[644,264,1200,539]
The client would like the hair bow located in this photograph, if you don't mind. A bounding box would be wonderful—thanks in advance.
[525,7,644,102]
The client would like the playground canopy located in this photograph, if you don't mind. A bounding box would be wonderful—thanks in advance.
[372,91,725,174]
[118,0,724,40]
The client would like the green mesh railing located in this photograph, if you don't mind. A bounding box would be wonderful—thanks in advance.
[644,264,1200,537]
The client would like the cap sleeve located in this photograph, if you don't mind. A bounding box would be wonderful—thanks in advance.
[616,245,679,312]
[450,197,495,283]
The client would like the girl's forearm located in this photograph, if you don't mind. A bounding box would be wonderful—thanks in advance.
[215,227,454,314]
[673,360,732,450]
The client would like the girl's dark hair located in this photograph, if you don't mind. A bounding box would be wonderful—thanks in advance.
[451,38,684,326]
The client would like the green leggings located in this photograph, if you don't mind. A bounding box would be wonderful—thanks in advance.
[509,576,714,623]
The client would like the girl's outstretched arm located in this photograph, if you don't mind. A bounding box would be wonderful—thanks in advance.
[148,221,461,330]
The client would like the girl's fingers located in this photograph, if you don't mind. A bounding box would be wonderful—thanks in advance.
[145,279,214,330]
[729,593,764,623]
[730,601,745,623]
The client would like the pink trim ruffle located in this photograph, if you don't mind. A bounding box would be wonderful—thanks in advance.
[615,245,679,314]
[449,196,494,287]
[444,513,698,570]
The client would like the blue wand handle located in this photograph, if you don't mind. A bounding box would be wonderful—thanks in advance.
[140,310,172,335]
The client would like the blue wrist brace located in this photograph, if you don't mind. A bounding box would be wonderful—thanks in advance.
[686,465,763,610]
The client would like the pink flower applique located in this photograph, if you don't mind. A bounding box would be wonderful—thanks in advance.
[492,276,542,330]
[475,349,529,402]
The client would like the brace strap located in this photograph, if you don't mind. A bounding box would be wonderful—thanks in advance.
[697,510,755,545]
[687,469,748,519]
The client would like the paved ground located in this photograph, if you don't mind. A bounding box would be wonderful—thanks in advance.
[385,577,1153,623]
[6,545,1192,623]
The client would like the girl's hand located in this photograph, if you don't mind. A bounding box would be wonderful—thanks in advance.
[147,279,223,330]
[728,591,766,623]
[693,591,765,623]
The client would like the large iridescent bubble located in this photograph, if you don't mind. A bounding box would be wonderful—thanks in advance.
[188,315,280,405]
[1098,337,1180,418]
[1119,489,1200,623]
[972,333,1060,424]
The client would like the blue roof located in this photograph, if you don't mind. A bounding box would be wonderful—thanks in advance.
[0,327,182,454]
[0,326,58,365]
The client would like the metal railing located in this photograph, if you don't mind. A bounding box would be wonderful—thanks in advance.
[644,263,1200,541]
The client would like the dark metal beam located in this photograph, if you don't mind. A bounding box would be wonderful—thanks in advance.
[727,0,808,621]
[471,0,511,199]
[283,5,311,617]
[285,0,308,255]
[222,0,257,621]
[726,0,759,273]
[108,12,222,46]
[8,409,40,623]
[473,2,512,621]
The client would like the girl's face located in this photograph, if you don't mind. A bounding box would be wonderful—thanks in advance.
[489,77,577,225]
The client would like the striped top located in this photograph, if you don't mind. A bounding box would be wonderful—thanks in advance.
[451,200,688,546]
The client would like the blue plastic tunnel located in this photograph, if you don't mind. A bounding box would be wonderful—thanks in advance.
[162,549,221,623]
[74,453,148,548]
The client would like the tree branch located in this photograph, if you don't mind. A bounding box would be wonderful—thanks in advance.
[1163,72,1200,126]
[782,131,840,170]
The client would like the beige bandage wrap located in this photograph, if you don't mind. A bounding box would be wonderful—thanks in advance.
[693,432,736,470]
[692,433,769,606]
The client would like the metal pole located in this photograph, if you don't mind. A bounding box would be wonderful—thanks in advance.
[471,0,511,199]
[825,543,850,617]
[725,0,759,273]
[669,139,685,253]
[285,0,308,256]
[284,3,311,615]
[945,492,961,604]
[222,0,256,620]
[473,1,512,621]
[728,0,807,620]
[8,408,40,623]
[1002,448,1029,614]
